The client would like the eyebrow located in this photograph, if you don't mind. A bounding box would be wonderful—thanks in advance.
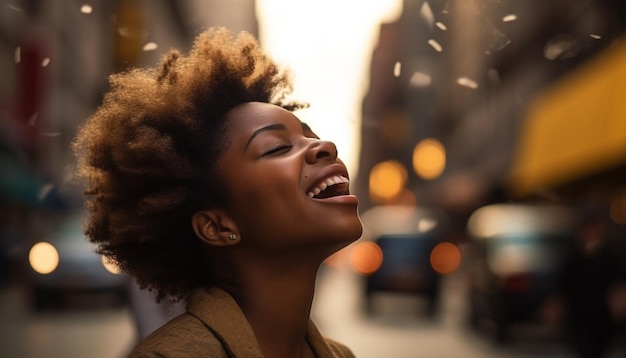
[301,122,319,139]
[244,123,287,151]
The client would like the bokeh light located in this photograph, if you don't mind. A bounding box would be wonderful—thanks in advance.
[369,160,408,203]
[29,242,59,275]
[413,138,446,180]
[101,256,122,275]
[349,241,384,275]
[430,242,461,274]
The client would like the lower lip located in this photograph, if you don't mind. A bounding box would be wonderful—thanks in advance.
[311,194,359,205]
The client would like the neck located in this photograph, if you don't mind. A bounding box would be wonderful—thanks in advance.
[215,255,322,358]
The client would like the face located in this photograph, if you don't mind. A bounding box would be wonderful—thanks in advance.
[216,102,362,255]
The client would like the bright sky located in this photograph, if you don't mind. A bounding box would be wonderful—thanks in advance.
[256,0,402,180]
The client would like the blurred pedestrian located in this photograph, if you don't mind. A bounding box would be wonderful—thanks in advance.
[73,27,362,357]
[559,205,623,358]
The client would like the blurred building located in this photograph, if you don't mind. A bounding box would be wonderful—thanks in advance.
[0,0,257,284]
[1,0,257,207]
[357,0,626,216]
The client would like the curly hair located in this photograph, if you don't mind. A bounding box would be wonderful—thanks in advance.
[73,27,307,301]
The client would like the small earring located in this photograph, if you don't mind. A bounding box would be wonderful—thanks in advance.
[228,233,237,241]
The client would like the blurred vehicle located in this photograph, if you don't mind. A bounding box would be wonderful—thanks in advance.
[27,211,129,310]
[465,203,573,343]
[354,205,458,318]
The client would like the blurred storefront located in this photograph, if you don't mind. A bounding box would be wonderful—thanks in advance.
[508,36,626,204]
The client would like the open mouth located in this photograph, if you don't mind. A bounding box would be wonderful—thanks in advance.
[307,175,350,199]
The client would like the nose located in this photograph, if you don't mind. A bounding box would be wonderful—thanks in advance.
[305,140,338,164]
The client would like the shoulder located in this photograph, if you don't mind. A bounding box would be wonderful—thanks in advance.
[324,338,356,358]
[128,313,229,358]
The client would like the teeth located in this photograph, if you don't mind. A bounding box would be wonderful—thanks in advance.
[307,175,349,198]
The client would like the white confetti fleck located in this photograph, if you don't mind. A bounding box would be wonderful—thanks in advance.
[428,39,442,52]
[589,34,602,40]
[118,27,132,37]
[80,4,92,14]
[41,58,50,67]
[409,72,431,87]
[544,34,578,60]
[457,77,478,89]
[14,46,21,63]
[502,14,517,23]
[420,2,435,29]
[487,69,500,84]
[40,132,61,138]
[143,42,158,51]
[38,184,55,202]
[393,62,401,77]
[6,4,23,12]
[28,113,38,126]
[436,22,447,31]
[41,132,61,137]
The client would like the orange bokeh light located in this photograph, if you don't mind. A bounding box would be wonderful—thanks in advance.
[430,242,461,274]
[349,242,383,275]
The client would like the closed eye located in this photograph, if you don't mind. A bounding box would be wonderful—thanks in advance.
[262,145,293,157]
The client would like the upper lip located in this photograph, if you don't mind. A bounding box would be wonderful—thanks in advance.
[306,164,351,198]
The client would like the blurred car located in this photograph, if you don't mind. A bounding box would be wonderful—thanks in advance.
[354,205,459,318]
[27,211,129,310]
[465,203,573,343]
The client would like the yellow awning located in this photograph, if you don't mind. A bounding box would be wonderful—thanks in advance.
[508,37,626,196]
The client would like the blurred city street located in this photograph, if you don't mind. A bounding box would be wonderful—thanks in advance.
[313,267,577,358]
[0,283,136,358]
[2,1,626,358]
[2,263,611,358]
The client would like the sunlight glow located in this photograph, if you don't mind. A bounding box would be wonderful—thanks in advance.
[256,0,403,179]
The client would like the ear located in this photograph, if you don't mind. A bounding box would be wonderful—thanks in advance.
[192,210,240,247]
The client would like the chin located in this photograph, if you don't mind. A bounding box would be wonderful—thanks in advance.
[337,219,364,246]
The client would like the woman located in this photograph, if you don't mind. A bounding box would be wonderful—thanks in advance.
[73,28,362,357]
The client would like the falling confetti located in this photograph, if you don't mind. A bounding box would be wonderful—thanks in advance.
[487,69,500,84]
[457,77,478,89]
[544,34,579,60]
[409,72,431,87]
[38,184,55,202]
[502,14,517,22]
[420,2,435,29]
[41,58,50,67]
[484,26,512,55]
[393,62,401,77]
[41,132,61,137]
[80,4,93,14]
[28,113,38,126]
[118,27,132,37]
[14,46,21,63]
[436,22,447,31]
[428,39,442,52]
[143,42,158,51]
[5,4,23,12]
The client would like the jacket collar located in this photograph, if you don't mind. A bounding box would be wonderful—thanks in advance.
[186,286,337,358]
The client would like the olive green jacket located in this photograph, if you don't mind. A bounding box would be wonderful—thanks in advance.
[129,286,355,357]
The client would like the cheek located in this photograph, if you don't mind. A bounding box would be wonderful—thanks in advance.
[229,172,302,223]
